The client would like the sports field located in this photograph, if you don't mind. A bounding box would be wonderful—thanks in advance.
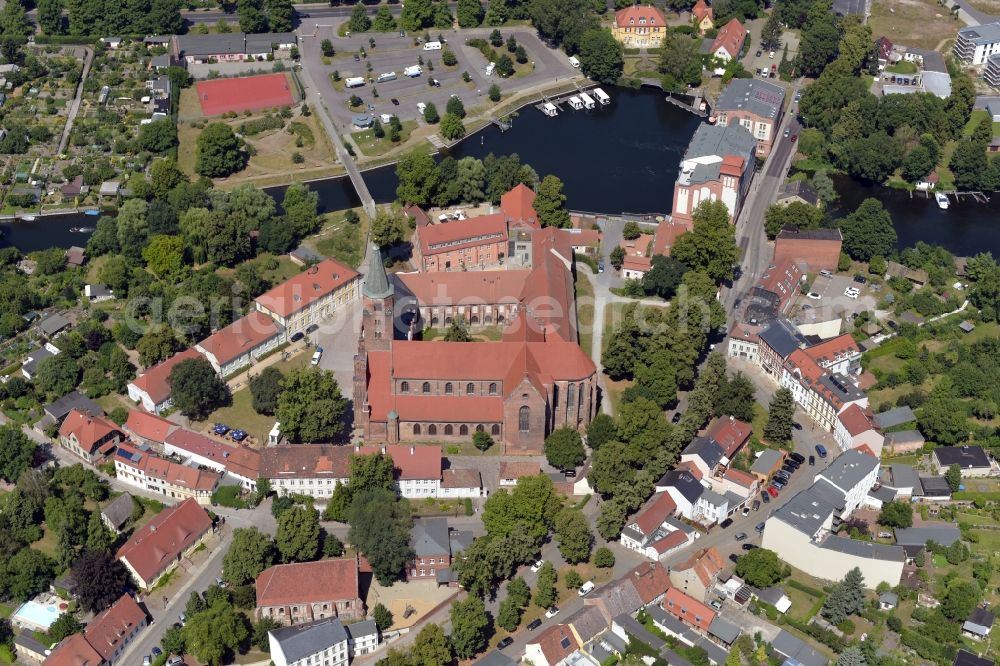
[196,73,295,116]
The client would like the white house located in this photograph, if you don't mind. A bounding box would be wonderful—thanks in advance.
[954,22,1000,65]
[269,617,379,666]
[814,448,880,519]
[694,489,730,525]
[195,310,284,377]
[833,404,885,457]
[620,492,693,561]
[680,437,726,479]
[438,469,483,498]
[655,470,705,520]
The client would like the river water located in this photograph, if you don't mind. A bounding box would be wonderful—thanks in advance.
[4,85,999,256]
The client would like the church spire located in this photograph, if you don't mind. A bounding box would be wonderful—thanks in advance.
[363,244,394,300]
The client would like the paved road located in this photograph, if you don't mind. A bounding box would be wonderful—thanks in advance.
[721,86,803,319]
[951,0,998,25]
[57,46,93,157]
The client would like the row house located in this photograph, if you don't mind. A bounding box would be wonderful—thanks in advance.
[195,310,284,377]
[163,428,260,491]
[834,404,885,457]
[268,617,379,666]
[43,595,147,666]
[409,518,453,582]
[780,349,868,432]
[254,259,361,339]
[114,443,221,505]
[671,123,757,226]
[117,498,213,590]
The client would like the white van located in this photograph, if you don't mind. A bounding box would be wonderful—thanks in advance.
[568,55,580,68]
[485,62,496,76]
[376,71,397,83]
[423,40,442,50]
[404,65,422,77]
[578,581,595,597]
[345,76,365,88]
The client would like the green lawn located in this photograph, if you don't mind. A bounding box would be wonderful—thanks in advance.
[350,120,417,157]
[200,352,311,443]
[311,209,370,269]
[885,60,918,74]
[576,274,595,358]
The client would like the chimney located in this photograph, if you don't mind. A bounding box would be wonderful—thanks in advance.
[410,446,415,454]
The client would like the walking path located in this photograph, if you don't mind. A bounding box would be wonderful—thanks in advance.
[57,47,94,157]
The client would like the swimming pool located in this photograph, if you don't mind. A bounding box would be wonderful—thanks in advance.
[13,600,60,631]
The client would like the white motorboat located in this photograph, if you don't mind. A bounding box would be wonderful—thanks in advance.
[935,192,949,210]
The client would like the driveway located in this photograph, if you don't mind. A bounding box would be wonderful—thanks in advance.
[311,300,364,394]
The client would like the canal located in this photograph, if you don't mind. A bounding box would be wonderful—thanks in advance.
[4,85,1000,257]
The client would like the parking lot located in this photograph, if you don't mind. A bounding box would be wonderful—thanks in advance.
[801,272,879,318]
[741,25,800,83]
[299,24,581,126]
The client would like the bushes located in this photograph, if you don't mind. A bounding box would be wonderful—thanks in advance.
[239,114,285,136]
[212,486,248,509]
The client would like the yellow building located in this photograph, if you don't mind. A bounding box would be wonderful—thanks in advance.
[613,6,668,48]
[692,0,714,34]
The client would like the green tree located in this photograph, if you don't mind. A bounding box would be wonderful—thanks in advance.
[902,144,936,183]
[544,427,585,470]
[836,647,867,666]
[821,567,866,624]
[839,198,897,262]
[282,182,320,238]
[534,561,557,608]
[456,0,484,26]
[949,138,990,191]
[182,601,249,666]
[443,319,472,341]
[658,31,703,89]
[138,119,178,153]
[161,625,186,655]
[222,528,275,585]
[411,624,452,666]
[610,245,626,271]
[35,354,79,399]
[196,123,247,178]
[396,150,440,205]
[439,113,466,140]
[373,603,394,631]
[482,474,561,544]
[274,368,349,442]
[275,504,321,563]
[497,596,522,631]
[423,101,440,124]
[168,357,230,420]
[38,0,64,34]
[594,547,615,568]
[251,617,282,651]
[400,0,434,30]
[878,501,913,529]
[760,9,782,50]
[763,388,794,443]
[578,28,624,84]
[142,235,185,279]
[350,451,397,492]
[534,174,570,228]
[238,0,268,32]
[734,548,784,587]
[349,3,371,31]
[554,508,592,563]
[115,198,150,261]
[321,38,334,56]
[472,431,494,451]
[370,208,407,248]
[449,595,490,659]
[670,200,737,282]
[798,0,840,76]
[445,96,466,119]
[764,201,824,239]
[917,377,969,445]
[137,327,180,368]
[586,413,616,450]
[642,255,687,299]
[941,579,979,620]
[348,488,413,585]
[945,464,962,492]
[47,612,83,642]
[488,84,501,102]
[373,5,396,31]
[250,367,283,415]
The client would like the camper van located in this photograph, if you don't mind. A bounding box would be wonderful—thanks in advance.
[345,77,366,88]
[423,41,442,50]
[485,62,496,76]
[404,65,422,77]
[376,72,397,83]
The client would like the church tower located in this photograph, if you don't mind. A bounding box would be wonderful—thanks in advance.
[353,246,395,438]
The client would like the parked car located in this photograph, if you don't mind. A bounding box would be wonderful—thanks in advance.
[530,560,544,573]
[729,553,740,564]
[578,581,595,596]
[671,412,682,423]
[311,347,323,365]
[545,607,560,619]
[709,598,723,610]
[527,619,543,631]
[791,134,798,142]
[167,658,184,666]
[789,452,805,464]
[809,455,816,466]
[761,491,770,503]
[597,261,605,273]
[179,614,187,626]
[769,50,775,58]
[498,637,514,649]
[854,275,867,284]
[720,518,734,529]
[815,444,828,458]
[807,292,821,300]
[143,657,152,666]
[152,648,162,657]
[735,532,748,541]
[783,128,791,138]
[290,331,304,342]
[742,543,759,551]
[756,522,766,532]
[767,486,779,497]
[742,506,751,516]
[752,500,761,511]
[756,49,762,57]
[771,478,786,489]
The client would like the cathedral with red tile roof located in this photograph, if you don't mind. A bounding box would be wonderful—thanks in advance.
[353,222,597,454]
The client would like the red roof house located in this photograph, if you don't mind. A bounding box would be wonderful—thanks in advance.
[58,409,123,463]
[124,409,177,446]
[662,587,717,632]
[711,19,748,61]
[705,416,752,457]
[255,558,364,624]
[500,183,540,227]
[127,348,204,414]
[116,498,213,590]
[254,259,360,320]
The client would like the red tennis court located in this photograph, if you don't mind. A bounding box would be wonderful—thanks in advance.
[196,73,295,116]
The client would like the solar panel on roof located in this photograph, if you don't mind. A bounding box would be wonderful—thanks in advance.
[560,637,571,649]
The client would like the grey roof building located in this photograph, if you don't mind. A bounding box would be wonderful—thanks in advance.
[564,605,607,644]
[269,617,349,665]
[885,429,924,451]
[716,78,784,120]
[246,32,297,52]
[819,535,905,563]
[894,525,962,553]
[964,607,995,639]
[759,318,804,360]
[873,405,916,429]
[21,347,55,378]
[868,485,897,504]
[588,578,644,622]
[881,463,921,495]
[43,390,104,423]
[175,33,246,58]
[676,123,757,187]
[934,445,991,471]
[707,616,741,645]
[38,313,71,338]
[101,493,135,533]
[772,630,829,665]
[953,649,996,666]
[817,449,879,495]
[474,651,517,666]
[612,614,665,651]
[656,470,704,504]
[682,437,725,470]
[879,591,898,608]
[750,449,783,477]
[643,603,688,637]
[920,475,953,497]
[661,649,694,666]
[411,518,450,557]
[770,488,836,538]
[776,180,820,207]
